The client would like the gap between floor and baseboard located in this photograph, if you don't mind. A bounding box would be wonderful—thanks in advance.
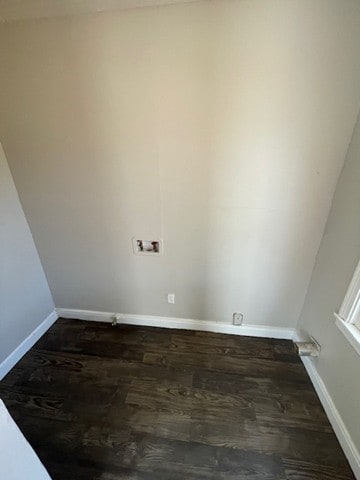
[0,310,58,381]
[55,308,295,339]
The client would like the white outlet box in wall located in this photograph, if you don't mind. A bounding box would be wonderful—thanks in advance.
[132,238,163,255]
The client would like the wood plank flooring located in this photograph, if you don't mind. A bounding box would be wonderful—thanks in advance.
[0,318,355,480]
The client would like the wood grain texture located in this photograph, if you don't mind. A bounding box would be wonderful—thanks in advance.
[0,319,355,479]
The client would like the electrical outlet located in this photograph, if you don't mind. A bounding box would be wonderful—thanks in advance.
[233,312,243,325]
[167,293,175,304]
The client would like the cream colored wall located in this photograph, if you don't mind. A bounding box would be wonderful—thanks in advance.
[0,0,200,22]
[1,0,360,326]
[297,112,360,453]
[0,144,54,364]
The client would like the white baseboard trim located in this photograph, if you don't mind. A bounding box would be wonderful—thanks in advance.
[0,310,58,381]
[55,308,295,340]
[301,355,360,479]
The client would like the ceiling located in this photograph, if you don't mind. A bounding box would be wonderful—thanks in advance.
[0,0,200,22]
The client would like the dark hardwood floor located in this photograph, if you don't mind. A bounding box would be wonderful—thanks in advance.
[0,318,355,480]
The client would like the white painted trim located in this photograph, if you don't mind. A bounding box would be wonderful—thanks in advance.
[301,355,360,480]
[338,258,360,324]
[55,308,295,339]
[0,310,58,381]
[335,315,360,357]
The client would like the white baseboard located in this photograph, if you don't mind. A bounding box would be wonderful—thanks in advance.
[301,355,360,479]
[4,309,357,477]
[55,308,295,339]
[0,310,58,381]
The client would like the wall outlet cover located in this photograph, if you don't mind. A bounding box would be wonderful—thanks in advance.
[233,312,243,325]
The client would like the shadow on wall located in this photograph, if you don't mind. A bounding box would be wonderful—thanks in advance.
[1,0,360,326]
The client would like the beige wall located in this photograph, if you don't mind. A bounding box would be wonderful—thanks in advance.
[0,144,54,364]
[1,0,360,326]
[297,112,360,453]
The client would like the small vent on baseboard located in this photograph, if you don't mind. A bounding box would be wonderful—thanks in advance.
[294,337,321,357]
